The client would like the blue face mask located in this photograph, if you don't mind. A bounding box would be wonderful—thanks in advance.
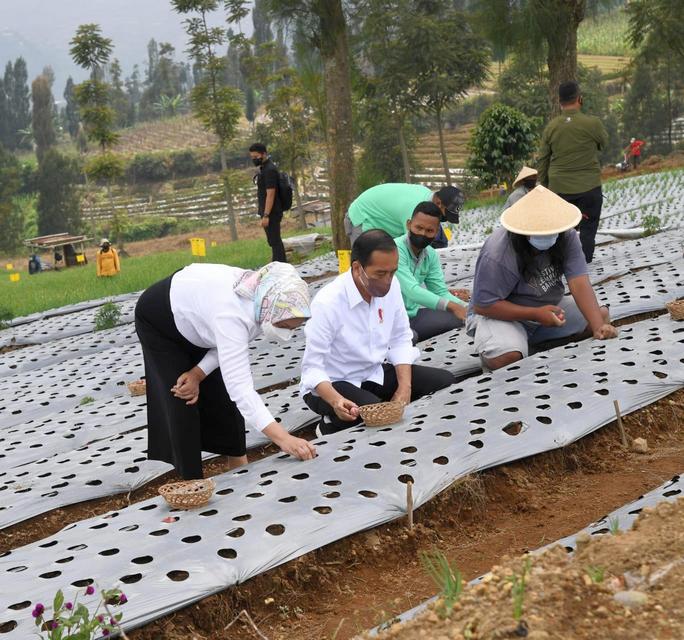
[528,234,558,251]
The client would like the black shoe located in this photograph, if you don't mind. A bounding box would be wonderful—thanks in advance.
[315,416,337,438]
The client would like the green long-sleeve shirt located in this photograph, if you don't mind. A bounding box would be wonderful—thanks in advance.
[537,108,609,195]
[394,234,466,318]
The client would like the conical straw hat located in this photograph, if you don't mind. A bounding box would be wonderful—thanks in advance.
[512,166,538,189]
[500,185,582,236]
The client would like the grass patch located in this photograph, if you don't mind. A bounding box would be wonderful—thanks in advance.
[578,10,633,57]
[1,231,332,318]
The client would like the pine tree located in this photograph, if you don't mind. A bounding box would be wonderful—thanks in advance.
[10,58,31,150]
[32,74,56,163]
[63,77,80,139]
[36,149,82,235]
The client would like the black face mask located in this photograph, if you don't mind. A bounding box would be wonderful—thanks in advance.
[252,157,263,167]
[101,244,110,252]
[443,207,460,224]
[408,231,432,251]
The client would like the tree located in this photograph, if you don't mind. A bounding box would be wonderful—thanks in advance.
[467,104,538,190]
[70,24,124,246]
[63,77,80,139]
[396,1,489,185]
[0,78,10,149]
[172,0,246,242]
[108,59,131,127]
[0,144,22,254]
[627,0,684,62]
[32,74,56,163]
[36,149,82,235]
[3,58,31,150]
[476,0,611,113]
[269,0,357,250]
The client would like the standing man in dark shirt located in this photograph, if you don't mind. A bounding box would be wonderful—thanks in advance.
[249,143,287,263]
[537,81,609,264]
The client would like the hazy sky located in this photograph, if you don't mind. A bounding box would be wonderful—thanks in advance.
[0,0,253,95]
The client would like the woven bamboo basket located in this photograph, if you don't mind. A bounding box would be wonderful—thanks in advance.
[359,401,405,427]
[159,478,216,509]
[127,379,146,397]
[666,299,684,321]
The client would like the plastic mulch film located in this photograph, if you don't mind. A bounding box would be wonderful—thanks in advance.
[0,315,683,637]
[365,472,684,636]
[0,324,139,378]
[0,299,137,348]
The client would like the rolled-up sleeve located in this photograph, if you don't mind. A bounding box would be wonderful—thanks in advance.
[214,315,274,432]
[387,288,419,366]
[300,301,336,393]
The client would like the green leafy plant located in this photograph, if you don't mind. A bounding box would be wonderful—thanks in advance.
[420,549,463,615]
[0,307,13,330]
[586,565,605,584]
[31,585,128,639]
[508,558,531,625]
[642,214,661,236]
[79,396,95,406]
[609,516,621,535]
[94,302,121,331]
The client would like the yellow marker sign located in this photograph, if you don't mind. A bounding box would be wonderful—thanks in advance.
[337,249,351,273]
[5,263,13,270]
[190,238,206,257]
[9,273,20,282]
[76,254,85,263]
[211,241,218,248]
[443,227,452,241]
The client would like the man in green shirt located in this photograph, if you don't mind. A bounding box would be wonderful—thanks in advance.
[537,81,609,264]
[394,201,468,342]
[345,183,464,248]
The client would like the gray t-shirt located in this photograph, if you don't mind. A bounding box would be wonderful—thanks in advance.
[470,226,587,310]
[502,185,531,210]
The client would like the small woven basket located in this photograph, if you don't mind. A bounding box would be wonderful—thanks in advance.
[159,478,215,509]
[127,379,146,397]
[359,401,405,427]
[666,299,684,321]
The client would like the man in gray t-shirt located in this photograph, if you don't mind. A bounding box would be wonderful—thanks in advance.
[466,185,617,371]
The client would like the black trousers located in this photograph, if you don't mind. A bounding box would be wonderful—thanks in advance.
[263,211,287,263]
[409,308,463,343]
[135,275,247,480]
[557,186,603,264]
[303,363,455,432]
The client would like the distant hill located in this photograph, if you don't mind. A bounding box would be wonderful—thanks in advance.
[0,0,246,96]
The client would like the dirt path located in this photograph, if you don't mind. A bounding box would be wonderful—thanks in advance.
[120,391,684,640]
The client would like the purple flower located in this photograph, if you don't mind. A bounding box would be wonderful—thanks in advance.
[110,618,116,626]
[102,630,110,636]
[97,615,104,624]
[50,621,59,630]
[118,593,128,605]
[65,602,73,611]
[85,585,95,596]
[31,603,45,619]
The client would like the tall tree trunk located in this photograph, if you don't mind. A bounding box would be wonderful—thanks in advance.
[666,59,673,152]
[545,0,585,116]
[435,107,451,186]
[317,0,356,251]
[293,165,306,230]
[398,123,411,183]
[219,146,238,241]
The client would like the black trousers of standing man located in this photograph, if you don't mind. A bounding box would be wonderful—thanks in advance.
[264,211,287,263]
[557,185,603,264]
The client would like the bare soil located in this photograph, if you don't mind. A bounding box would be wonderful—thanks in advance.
[373,492,684,640]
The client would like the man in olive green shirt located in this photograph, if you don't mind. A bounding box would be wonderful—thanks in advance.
[537,81,608,263]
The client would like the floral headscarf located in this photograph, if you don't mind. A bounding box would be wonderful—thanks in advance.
[234,262,311,325]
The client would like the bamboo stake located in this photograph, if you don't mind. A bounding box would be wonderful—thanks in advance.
[614,400,628,448]
[407,480,414,529]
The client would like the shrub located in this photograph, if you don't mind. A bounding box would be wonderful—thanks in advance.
[94,302,122,331]
[170,150,203,178]
[126,153,171,183]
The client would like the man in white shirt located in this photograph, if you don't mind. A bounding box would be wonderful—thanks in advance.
[300,229,456,435]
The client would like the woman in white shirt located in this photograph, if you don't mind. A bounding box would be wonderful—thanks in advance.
[135,261,316,480]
